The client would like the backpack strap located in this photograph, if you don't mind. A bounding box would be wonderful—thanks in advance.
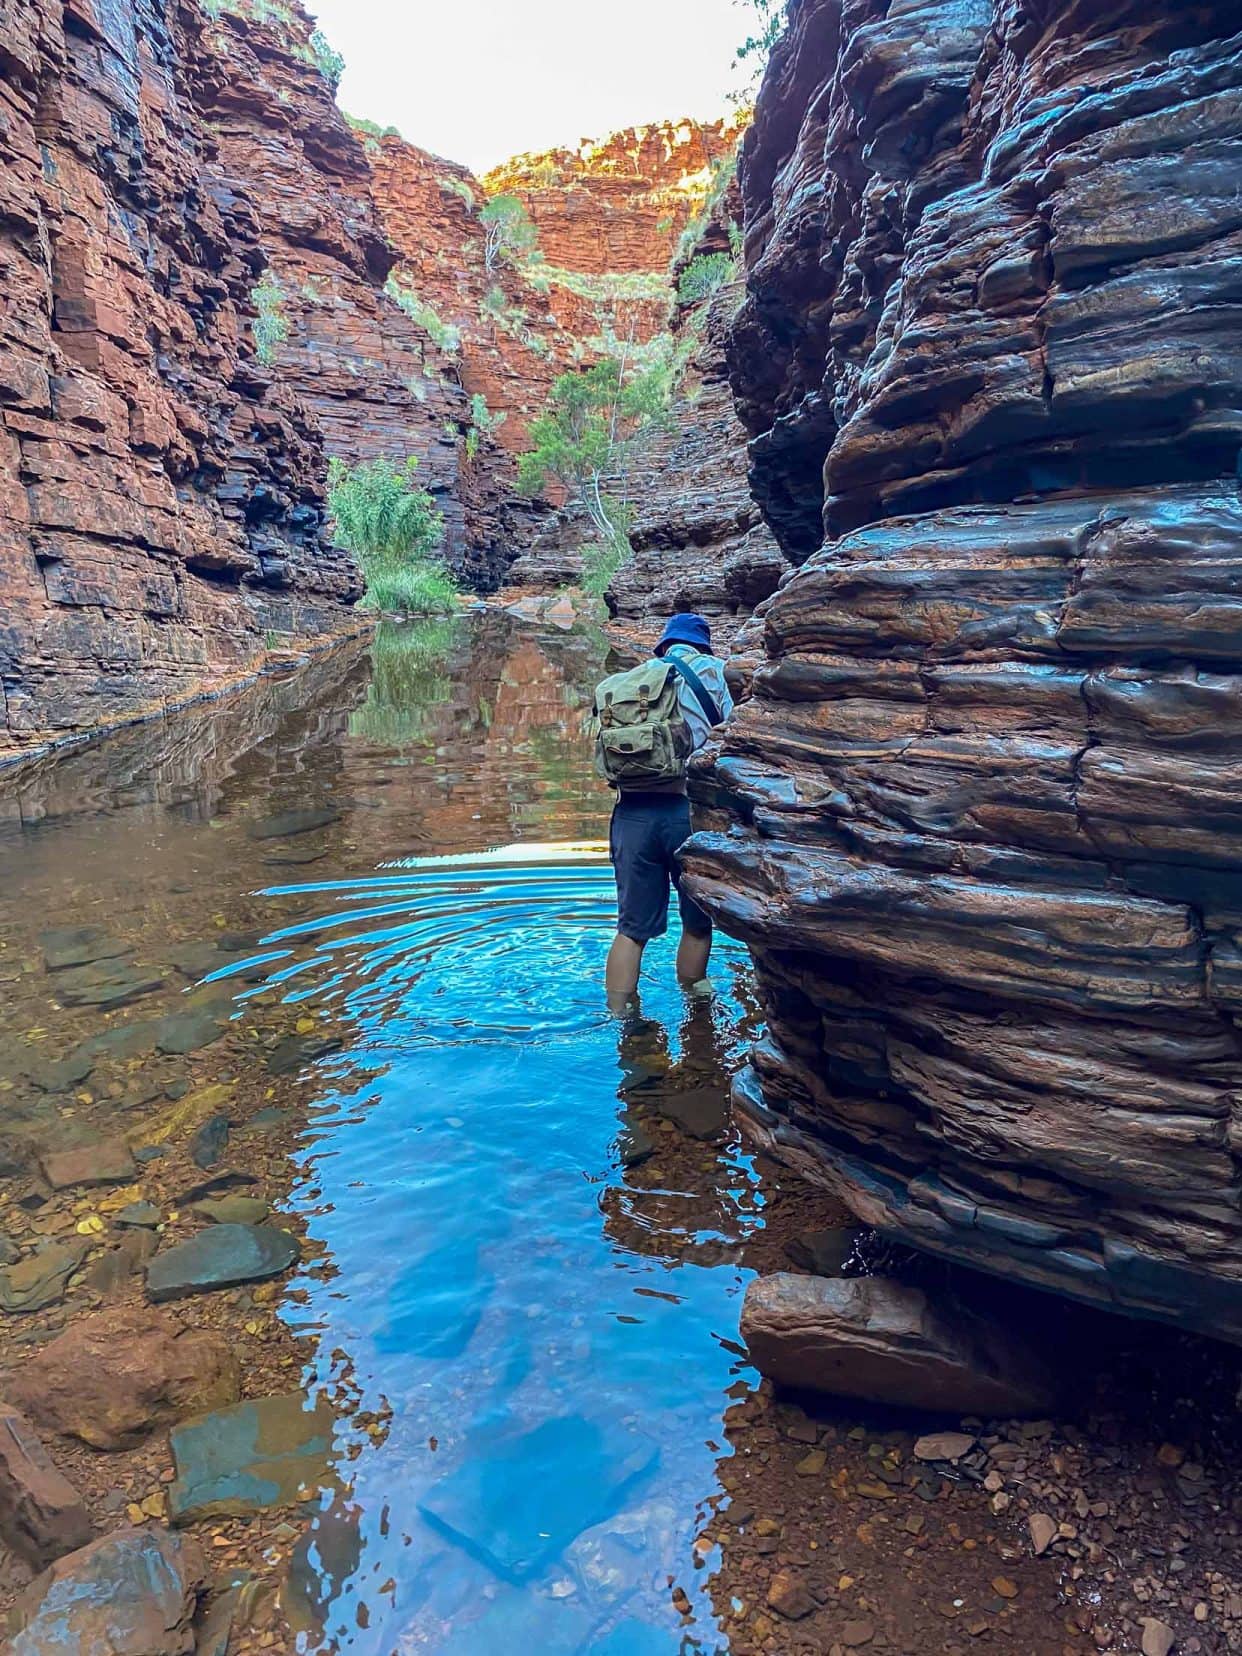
[666,654,724,727]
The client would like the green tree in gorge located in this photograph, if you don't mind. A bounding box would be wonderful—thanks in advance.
[517,348,677,595]
[480,194,539,272]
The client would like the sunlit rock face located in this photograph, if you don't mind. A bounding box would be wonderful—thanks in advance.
[0,0,363,755]
[684,0,1242,1340]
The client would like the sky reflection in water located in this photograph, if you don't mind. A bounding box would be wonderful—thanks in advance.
[230,622,767,1653]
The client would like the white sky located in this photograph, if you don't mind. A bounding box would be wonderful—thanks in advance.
[307,0,748,173]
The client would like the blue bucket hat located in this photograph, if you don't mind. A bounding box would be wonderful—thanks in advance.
[654,613,713,657]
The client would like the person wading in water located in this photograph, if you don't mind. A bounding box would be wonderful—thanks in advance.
[589,613,733,1011]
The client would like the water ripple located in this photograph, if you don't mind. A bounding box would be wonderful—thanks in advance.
[248,842,618,1044]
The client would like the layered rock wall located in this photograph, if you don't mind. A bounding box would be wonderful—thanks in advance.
[483,119,745,275]
[508,198,787,640]
[367,131,690,455]
[0,0,362,755]
[684,0,1242,1340]
[194,9,527,591]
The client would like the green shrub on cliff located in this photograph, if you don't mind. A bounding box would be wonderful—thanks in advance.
[734,0,787,98]
[384,278,461,353]
[677,252,733,306]
[517,354,676,592]
[250,274,289,364]
[673,150,739,266]
[306,28,344,89]
[439,175,476,208]
[327,457,455,615]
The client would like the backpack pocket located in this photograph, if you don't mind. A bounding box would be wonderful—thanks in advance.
[597,721,674,784]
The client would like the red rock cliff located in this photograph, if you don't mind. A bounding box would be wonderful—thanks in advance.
[0,0,362,756]
[483,118,746,274]
[683,0,1242,1341]
[367,118,744,454]
[192,6,528,592]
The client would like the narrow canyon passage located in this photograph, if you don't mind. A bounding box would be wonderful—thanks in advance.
[3,0,1242,1650]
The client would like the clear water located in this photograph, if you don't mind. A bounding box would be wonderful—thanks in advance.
[0,614,778,1653]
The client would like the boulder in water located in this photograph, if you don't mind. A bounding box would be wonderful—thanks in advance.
[168,1391,336,1522]
[147,1224,300,1302]
[0,1240,90,1315]
[0,1401,94,1569]
[7,1307,240,1450]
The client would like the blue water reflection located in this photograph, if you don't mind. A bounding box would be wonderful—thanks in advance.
[254,844,763,1652]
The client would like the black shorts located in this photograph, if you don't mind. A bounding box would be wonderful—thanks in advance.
[609,792,712,945]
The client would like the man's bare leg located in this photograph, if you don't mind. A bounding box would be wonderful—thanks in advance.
[676,927,711,987]
[606,932,645,1013]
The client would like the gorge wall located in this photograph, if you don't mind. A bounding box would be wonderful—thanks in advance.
[367,118,740,454]
[683,0,1242,1342]
[506,194,789,640]
[0,0,737,754]
[193,5,513,589]
[0,0,362,756]
[483,118,744,276]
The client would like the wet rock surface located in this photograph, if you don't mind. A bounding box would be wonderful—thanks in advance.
[0,1402,94,1570]
[146,1226,301,1304]
[0,0,364,756]
[742,1273,1059,1417]
[6,1526,207,1655]
[0,615,1237,1654]
[684,0,1242,1342]
[0,1240,90,1315]
[167,1393,336,1524]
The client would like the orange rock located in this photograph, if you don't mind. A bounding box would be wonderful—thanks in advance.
[6,1306,240,1449]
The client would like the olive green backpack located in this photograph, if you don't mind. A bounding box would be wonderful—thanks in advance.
[589,660,693,788]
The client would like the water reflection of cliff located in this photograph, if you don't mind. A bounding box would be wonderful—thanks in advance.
[0,641,372,830]
[1,616,613,856]
[344,615,613,856]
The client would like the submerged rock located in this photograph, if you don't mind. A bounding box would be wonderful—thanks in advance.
[84,1231,158,1300]
[115,1202,163,1229]
[189,1115,231,1171]
[266,1033,343,1076]
[419,1415,658,1584]
[21,1048,94,1093]
[8,1307,240,1450]
[53,959,166,1009]
[167,1392,336,1522]
[153,1009,227,1057]
[191,1196,270,1226]
[246,807,340,841]
[171,1170,259,1207]
[40,926,130,972]
[0,1401,94,1569]
[0,1240,90,1315]
[6,1526,207,1655]
[147,1224,300,1303]
[42,1138,136,1192]
[741,1274,1058,1417]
